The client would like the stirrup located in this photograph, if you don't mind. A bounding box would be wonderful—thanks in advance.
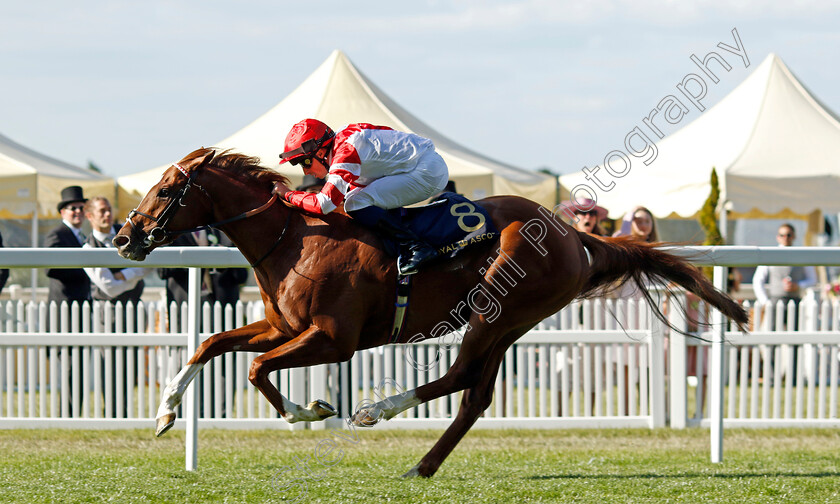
[397,245,439,276]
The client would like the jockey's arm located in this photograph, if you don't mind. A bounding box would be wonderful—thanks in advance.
[276,169,356,215]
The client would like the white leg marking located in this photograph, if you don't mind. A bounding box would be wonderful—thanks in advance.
[380,391,421,420]
[281,396,304,423]
[352,391,421,426]
[156,363,203,418]
[281,396,338,423]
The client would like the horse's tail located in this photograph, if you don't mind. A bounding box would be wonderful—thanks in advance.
[577,232,748,332]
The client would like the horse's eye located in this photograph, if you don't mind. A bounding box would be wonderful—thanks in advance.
[158,187,171,198]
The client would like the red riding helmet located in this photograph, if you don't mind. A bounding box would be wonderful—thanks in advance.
[278,119,335,165]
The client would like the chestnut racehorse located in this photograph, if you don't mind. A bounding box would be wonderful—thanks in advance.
[114,148,747,478]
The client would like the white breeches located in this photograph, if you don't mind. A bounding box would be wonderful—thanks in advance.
[344,151,449,212]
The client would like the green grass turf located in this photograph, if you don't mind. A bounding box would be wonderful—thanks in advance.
[0,427,837,503]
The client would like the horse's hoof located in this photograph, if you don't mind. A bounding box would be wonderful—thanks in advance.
[350,408,380,427]
[155,413,176,437]
[308,399,337,420]
[401,464,431,478]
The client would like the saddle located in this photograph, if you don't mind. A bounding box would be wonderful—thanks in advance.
[383,192,498,259]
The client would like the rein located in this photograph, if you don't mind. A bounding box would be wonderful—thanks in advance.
[175,193,279,238]
[126,162,291,267]
[252,210,292,268]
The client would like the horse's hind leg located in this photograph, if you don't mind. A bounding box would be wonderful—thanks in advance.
[404,328,527,478]
[155,319,283,437]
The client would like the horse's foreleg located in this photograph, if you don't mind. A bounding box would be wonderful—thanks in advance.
[155,319,283,437]
[248,326,349,423]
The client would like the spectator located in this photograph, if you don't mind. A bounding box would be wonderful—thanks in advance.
[83,196,151,419]
[0,229,9,294]
[562,198,608,236]
[44,186,91,307]
[83,196,151,307]
[558,198,609,414]
[610,206,659,300]
[44,186,91,417]
[752,223,817,326]
[612,205,658,242]
[610,205,660,415]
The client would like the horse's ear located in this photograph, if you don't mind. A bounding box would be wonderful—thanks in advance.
[194,148,215,167]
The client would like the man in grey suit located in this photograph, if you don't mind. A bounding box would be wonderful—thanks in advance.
[44,186,91,306]
[752,223,817,318]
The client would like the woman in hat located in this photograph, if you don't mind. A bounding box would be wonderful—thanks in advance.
[562,198,608,236]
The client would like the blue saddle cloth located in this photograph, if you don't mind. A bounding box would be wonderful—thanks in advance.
[384,192,498,258]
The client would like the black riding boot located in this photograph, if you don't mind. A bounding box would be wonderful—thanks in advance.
[349,206,440,276]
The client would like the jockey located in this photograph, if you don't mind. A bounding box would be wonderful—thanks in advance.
[274,119,449,276]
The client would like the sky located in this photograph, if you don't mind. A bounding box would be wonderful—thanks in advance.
[1,1,839,179]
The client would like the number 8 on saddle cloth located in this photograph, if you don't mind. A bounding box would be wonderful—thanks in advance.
[383,192,498,260]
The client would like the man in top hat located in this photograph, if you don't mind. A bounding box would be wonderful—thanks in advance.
[561,197,608,236]
[44,186,92,306]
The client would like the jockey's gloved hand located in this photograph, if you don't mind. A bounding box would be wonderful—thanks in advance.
[272,181,291,197]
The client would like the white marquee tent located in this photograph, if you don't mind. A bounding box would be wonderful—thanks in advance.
[0,132,116,221]
[118,50,556,209]
[559,53,840,229]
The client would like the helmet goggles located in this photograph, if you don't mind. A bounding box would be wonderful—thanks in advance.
[279,131,334,165]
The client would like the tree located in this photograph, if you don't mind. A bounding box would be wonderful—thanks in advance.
[697,168,724,279]
[698,168,724,246]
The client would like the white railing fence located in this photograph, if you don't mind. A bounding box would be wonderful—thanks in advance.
[0,296,667,430]
[2,293,838,430]
[336,296,664,430]
[1,246,840,466]
[670,295,840,429]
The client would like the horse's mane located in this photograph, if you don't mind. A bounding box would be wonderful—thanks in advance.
[188,147,291,187]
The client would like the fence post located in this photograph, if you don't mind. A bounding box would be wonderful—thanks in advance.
[710,266,727,463]
[185,267,201,471]
[309,364,328,431]
[649,303,666,428]
[290,368,306,431]
[669,292,688,429]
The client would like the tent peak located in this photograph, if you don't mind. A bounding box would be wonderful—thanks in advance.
[326,49,352,66]
[120,48,558,207]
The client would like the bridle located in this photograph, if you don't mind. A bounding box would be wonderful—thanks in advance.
[126,161,285,266]
[127,163,207,248]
